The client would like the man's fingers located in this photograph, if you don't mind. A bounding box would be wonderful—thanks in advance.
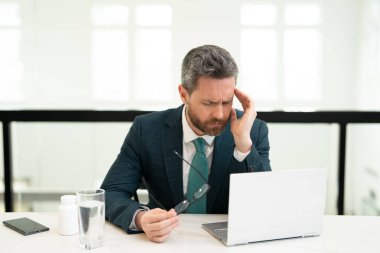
[148,218,179,237]
[141,208,179,243]
[230,108,237,122]
[150,233,171,243]
[155,222,179,241]
[143,208,177,223]
[144,215,179,232]
[234,88,256,115]
[234,88,252,107]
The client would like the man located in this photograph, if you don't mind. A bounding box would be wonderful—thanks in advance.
[101,45,271,243]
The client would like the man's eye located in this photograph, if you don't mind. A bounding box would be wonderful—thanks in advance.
[203,102,212,106]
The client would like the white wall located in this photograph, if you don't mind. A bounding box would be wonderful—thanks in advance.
[321,0,360,109]
[0,0,361,110]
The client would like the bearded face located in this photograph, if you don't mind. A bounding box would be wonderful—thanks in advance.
[180,76,235,136]
[186,103,229,136]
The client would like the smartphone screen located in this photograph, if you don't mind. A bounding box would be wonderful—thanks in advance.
[3,217,49,236]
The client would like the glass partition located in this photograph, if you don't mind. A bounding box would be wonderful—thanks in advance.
[6,121,380,216]
[268,123,339,215]
[346,124,380,216]
[0,124,4,212]
[11,122,132,211]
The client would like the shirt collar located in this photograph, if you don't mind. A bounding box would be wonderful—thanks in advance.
[182,105,215,146]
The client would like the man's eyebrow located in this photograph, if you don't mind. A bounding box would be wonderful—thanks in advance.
[202,97,234,103]
[202,99,219,103]
[223,97,234,103]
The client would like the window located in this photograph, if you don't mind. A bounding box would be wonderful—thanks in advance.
[91,3,172,105]
[91,3,129,102]
[135,5,172,102]
[240,2,322,104]
[284,4,321,100]
[371,0,380,74]
[241,29,278,100]
[241,4,276,26]
[0,2,23,101]
[284,29,321,100]
[377,31,380,74]
[240,4,277,101]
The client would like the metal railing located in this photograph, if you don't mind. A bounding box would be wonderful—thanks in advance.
[2,110,380,214]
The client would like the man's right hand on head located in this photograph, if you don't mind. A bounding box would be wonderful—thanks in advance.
[135,208,179,243]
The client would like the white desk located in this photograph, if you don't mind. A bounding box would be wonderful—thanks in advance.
[0,213,379,253]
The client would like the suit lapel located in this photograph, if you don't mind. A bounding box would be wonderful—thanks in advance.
[163,106,184,206]
[207,123,234,211]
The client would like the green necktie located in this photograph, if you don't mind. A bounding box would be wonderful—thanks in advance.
[186,138,209,213]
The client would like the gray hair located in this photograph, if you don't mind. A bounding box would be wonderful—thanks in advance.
[181,45,238,94]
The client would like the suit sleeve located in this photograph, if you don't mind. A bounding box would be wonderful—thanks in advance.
[245,120,271,172]
[100,117,146,233]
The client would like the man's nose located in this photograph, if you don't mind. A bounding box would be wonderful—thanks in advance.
[212,104,224,119]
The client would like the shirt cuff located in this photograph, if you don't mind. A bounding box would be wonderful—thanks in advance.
[129,206,150,231]
[233,147,251,162]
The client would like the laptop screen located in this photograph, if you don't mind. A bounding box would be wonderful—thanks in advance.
[203,168,327,246]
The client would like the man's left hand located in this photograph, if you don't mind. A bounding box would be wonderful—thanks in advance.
[230,88,257,153]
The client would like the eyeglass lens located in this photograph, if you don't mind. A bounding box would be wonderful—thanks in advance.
[193,184,210,199]
[174,183,210,214]
[174,201,189,214]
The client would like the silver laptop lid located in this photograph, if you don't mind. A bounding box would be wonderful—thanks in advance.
[227,168,327,246]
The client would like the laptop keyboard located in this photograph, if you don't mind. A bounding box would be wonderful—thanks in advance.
[214,228,228,242]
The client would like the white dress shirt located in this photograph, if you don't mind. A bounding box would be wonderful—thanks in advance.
[181,105,250,195]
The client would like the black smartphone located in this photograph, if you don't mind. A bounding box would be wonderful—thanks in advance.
[3,217,49,236]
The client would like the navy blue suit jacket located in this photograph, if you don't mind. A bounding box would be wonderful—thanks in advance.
[101,105,271,233]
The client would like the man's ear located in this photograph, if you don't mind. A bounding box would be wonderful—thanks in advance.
[178,85,190,104]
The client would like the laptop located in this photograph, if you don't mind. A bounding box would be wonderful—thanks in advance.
[202,168,327,246]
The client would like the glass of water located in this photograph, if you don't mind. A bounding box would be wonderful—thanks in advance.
[76,189,105,250]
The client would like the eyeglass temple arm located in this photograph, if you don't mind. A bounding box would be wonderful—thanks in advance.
[173,151,209,183]
[141,177,167,210]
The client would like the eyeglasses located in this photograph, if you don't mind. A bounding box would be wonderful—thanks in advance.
[141,151,210,215]
[173,151,210,214]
